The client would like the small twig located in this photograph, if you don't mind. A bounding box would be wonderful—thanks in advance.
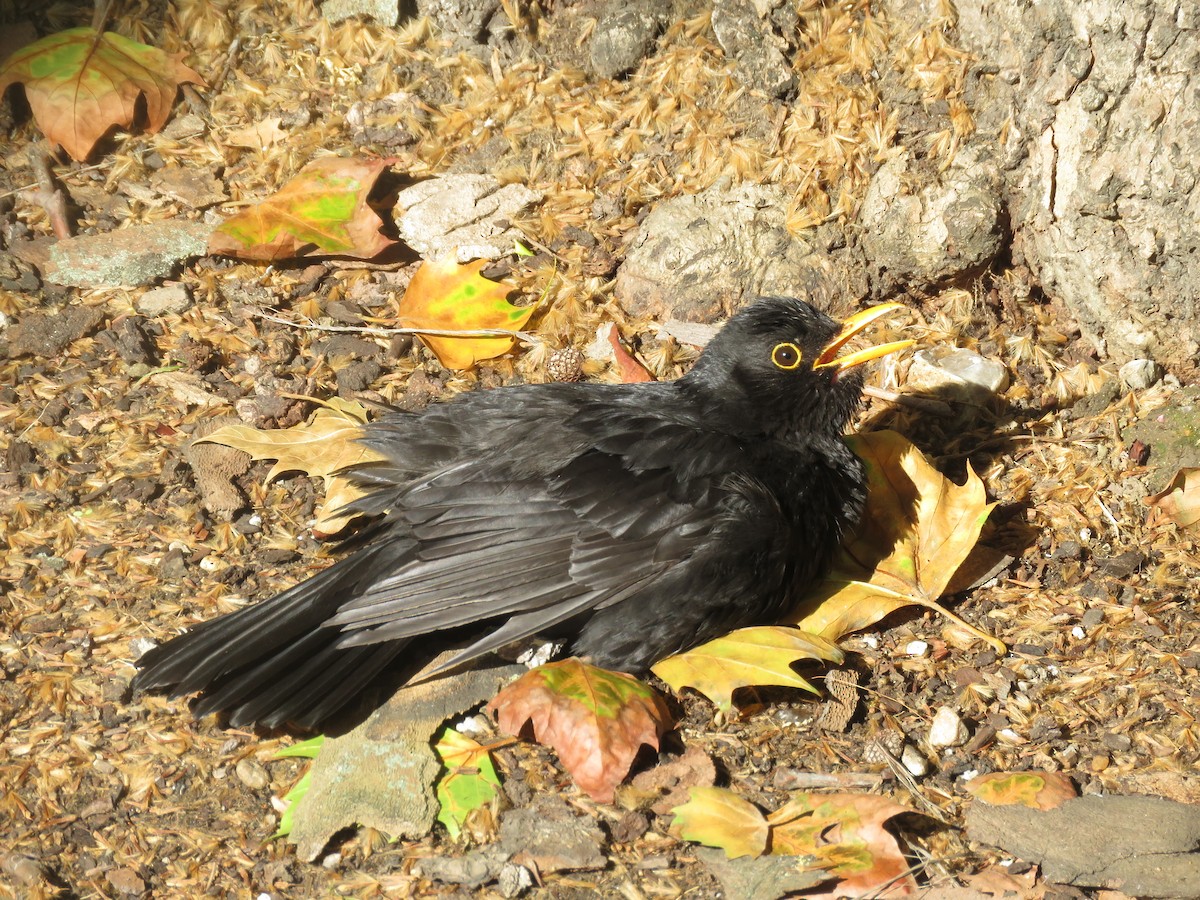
[247,307,543,346]
[773,769,883,790]
[25,144,72,239]
[208,37,242,95]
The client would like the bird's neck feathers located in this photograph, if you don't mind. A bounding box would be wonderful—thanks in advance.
[676,361,863,448]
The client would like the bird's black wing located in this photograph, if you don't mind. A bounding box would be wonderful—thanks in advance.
[133,385,794,728]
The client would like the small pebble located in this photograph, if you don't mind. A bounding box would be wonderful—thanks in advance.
[928,706,969,749]
[498,863,533,898]
[905,640,930,657]
[1119,358,1161,390]
[861,634,880,649]
[997,728,1024,744]
[235,758,270,790]
[900,744,929,777]
[1071,625,1086,639]
[322,853,342,869]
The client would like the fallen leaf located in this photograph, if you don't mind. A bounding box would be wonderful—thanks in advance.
[208,157,397,261]
[671,786,771,859]
[964,772,1078,811]
[195,398,384,534]
[434,728,501,840]
[398,253,535,370]
[225,116,287,151]
[488,659,671,802]
[1146,468,1200,532]
[767,792,916,898]
[627,745,717,815]
[272,735,324,838]
[652,626,844,712]
[792,430,1004,652]
[608,325,653,382]
[0,27,205,161]
[673,787,917,896]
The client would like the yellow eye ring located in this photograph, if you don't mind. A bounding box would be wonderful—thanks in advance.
[771,342,803,370]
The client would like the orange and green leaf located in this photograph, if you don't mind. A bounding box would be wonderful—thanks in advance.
[433,728,501,839]
[0,27,205,161]
[487,658,671,802]
[208,157,397,261]
[964,771,1077,810]
[652,626,843,712]
[670,786,770,859]
[767,792,915,897]
[792,430,1003,651]
[398,254,535,370]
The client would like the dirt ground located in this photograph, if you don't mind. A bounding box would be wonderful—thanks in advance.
[2,1,1199,898]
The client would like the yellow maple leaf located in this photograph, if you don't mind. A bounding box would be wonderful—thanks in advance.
[792,430,1005,653]
[651,626,843,712]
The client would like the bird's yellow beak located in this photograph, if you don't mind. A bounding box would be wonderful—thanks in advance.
[813,302,913,371]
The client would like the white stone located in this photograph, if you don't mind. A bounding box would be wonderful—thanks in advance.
[901,744,930,777]
[905,640,930,657]
[1119,358,1162,390]
[906,347,1009,400]
[136,283,192,316]
[928,706,969,748]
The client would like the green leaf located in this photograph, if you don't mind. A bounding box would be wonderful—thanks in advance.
[433,728,501,839]
[272,735,324,838]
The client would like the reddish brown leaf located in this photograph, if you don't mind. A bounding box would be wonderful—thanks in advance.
[767,792,916,898]
[207,157,396,261]
[607,325,654,382]
[488,659,672,802]
[0,28,205,161]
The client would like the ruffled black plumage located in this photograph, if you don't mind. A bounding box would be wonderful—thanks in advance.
[132,296,878,728]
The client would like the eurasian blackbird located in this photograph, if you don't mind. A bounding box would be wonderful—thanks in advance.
[133,296,910,728]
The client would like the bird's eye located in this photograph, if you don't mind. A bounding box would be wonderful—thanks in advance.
[771,342,802,370]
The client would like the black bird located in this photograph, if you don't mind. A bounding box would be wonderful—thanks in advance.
[133,296,910,729]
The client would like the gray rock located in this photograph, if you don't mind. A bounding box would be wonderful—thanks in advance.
[136,284,192,317]
[46,221,211,288]
[499,796,606,873]
[394,174,542,262]
[859,147,1004,296]
[589,4,667,79]
[966,793,1200,898]
[616,181,863,323]
[712,0,796,97]
[694,847,827,900]
[1119,358,1162,391]
[951,0,1200,370]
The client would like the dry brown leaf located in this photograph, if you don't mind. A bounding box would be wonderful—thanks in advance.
[791,430,1004,652]
[195,398,384,534]
[964,771,1078,810]
[767,792,916,898]
[1146,468,1200,533]
[0,27,205,160]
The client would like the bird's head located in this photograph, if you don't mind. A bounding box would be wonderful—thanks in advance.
[681,296,912,440]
